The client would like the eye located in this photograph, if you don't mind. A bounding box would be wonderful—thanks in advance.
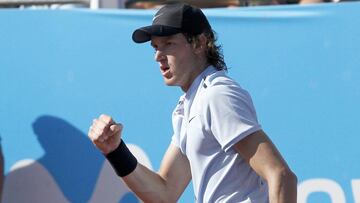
[151,43,158,49]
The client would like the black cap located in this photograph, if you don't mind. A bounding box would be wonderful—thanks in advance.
[132,2,211,43]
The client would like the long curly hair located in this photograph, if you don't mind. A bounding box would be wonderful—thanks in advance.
[183,29,227,71]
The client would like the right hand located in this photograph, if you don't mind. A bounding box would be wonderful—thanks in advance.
[88,114,122,155]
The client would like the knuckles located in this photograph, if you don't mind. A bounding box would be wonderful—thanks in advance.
[99,114,113,125]
[88,114,122,144]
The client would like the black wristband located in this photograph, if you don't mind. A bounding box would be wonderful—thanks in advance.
[105,140,138,177]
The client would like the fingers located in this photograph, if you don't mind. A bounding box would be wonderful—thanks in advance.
[110,123,122,134]
[99,114,114,125]
[89,125,109,143]
[88,114,122,143]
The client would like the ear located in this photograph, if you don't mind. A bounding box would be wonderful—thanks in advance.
[194,33,207,55]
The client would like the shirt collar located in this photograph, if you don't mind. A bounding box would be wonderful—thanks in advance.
[184,66,217,102]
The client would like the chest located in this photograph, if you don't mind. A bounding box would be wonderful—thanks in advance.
[178,100,221,159]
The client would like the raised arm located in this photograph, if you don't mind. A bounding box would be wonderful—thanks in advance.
[123,144,191,203]
[88,114,191,203]
[234,130,298,203]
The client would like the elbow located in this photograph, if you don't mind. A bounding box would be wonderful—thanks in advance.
[268,167,297,187]
[138,192,177,203]
[288,170,297,186]
[267,167,298,202]
[140,197,173,203]
[277,167,298,187]
[156,197,178,203]
[155,196,177,203]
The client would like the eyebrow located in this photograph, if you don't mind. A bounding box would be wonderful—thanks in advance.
[151,36,169,47]
[151,34,182,48]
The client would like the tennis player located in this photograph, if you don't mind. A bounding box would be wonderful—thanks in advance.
[88,2,297,202]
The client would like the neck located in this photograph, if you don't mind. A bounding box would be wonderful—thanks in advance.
[181,61,210,92]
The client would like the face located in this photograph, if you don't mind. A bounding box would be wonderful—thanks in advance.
[151,33,204,92]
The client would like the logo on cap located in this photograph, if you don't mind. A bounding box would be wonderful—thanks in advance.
[152,13,164,22]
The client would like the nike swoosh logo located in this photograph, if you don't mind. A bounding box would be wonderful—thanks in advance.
[188,116,197,123]
[152,13,164,22]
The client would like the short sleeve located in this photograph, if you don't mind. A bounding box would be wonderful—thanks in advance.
[203,84,262,152]
[170,96,185,149]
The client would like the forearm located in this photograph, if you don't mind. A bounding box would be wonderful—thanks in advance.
[108,144,190,203]
[105,143,173,202]
[122,164,173,203]
[268,169,297,203]
[122,145,191,203]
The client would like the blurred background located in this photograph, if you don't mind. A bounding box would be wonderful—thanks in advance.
[1,0,360,203]
[0,0,357,10]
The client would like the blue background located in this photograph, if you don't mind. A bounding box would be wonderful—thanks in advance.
[1,2,359,202]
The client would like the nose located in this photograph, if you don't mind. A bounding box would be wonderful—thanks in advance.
[154,50,166,62]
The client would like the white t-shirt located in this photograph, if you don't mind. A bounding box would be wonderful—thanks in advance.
[171,66,269,203]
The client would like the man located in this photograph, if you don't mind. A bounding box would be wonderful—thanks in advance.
[88,2,297,202]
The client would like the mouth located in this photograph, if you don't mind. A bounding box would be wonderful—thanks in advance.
[160,65,171,77]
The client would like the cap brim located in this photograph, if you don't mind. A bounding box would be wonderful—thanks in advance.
[132,25,182,43]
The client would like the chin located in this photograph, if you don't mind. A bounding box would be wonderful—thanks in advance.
[163,79,177,86]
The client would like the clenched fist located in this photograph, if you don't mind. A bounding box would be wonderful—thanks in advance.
[88,114,122,155]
